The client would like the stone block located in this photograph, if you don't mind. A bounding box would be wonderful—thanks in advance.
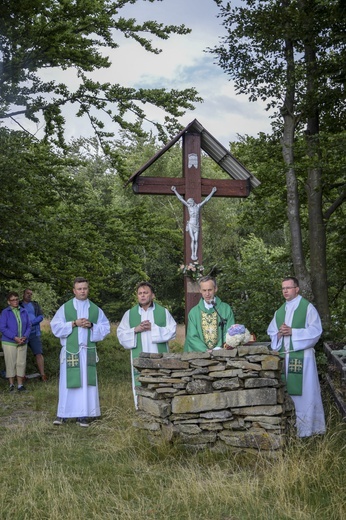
[136,387,158,399]
[139,396,171,418]
[243,415,281,424]
[261,355,281,371]
[190,359,220,367]
[191,367,209,375]
[172,387,277,414]
[156,387,180,395]
[138,376,183,384]
[212,378,240,390]
[186,380,214,394]
[226,360,262,371]
[210,369,243,378]
[208,364,227,372]
[200,423,223,431]
[200,410,233,420]
[181,352,210,361]
[247,344,271,354]
[223,417,245,429]
[232,405,283,416]
[212,349,238,358]
[218,430,284,450]
[178,431,217,445]
[174,424,202,434]
[133,357,189,370]
[244,378,279,388]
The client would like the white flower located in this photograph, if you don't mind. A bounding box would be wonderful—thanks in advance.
[225,325,251,349]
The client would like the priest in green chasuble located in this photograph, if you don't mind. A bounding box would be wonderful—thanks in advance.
[51,277,110,427]
[267,276,325,437]
[184,276,235,353]
[117,282,177,408]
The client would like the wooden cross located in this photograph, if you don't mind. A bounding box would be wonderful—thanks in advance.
[126,120,259,325]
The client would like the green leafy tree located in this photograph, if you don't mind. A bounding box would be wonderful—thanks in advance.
[228,132,346,339]
[211,0,346,328]
[0,0,201,148]
[0,127,78,287]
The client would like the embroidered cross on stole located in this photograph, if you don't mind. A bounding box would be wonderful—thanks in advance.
[275,297,309,396]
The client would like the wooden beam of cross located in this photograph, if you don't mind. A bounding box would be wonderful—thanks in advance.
[125,120,260,326]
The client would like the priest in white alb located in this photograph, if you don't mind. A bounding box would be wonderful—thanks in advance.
[117,281,176,408]
[51,277,110,427]
[267,276,326,437]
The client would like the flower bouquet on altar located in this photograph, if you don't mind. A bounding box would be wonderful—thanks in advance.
[224,324,251,350]
[179,261,204,282]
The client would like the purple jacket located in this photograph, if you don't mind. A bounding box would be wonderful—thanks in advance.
[0,306,31,344]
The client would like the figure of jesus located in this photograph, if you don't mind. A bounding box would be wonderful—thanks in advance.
[171,186,217,261]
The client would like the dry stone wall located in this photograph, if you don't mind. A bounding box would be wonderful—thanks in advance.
[133,343,295,452]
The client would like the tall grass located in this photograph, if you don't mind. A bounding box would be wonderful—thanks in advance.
[0,327,345,520]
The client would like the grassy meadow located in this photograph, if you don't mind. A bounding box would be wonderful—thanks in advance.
[0,324,345,520]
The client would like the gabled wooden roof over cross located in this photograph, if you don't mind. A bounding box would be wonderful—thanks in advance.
[125,118,260,324]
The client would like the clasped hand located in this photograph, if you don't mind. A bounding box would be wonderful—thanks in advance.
[279,323,292,336]
[135,320,151,333]
[76,318,92,328]
[15,336,26,345]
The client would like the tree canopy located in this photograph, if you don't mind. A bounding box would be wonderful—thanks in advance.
[210,0,346,328]
[0,0,201,147]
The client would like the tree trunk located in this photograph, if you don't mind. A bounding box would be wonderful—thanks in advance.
[281,34,312,298]
[303,14,331,328]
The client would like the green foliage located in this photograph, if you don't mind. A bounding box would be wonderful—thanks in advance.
[1,120,344,337]
[0,128,182,318]
[209,233,290,340]
[229,132,346,339]
[0,0,201,147]
[24,328,62,376]
[211,0,345,128]
[210,0,346,329]
[0,127,79,289]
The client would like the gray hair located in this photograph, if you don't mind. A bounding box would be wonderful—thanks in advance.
[198,276,217,288]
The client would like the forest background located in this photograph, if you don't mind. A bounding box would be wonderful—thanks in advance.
[0,0,345,342]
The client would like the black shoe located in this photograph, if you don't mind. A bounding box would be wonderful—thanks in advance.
[9,384,15,392]
[53,417,67,426]
[17,385,27,392]
[76,417,89,428]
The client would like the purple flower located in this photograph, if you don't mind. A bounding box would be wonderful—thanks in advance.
[227,324,246,336]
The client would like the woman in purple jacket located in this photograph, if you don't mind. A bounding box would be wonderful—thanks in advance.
[0,291,31,391]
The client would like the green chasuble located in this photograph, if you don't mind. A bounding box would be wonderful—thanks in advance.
[275,297,309,396]
[64,299,99,388]
[184,297,235,353]
[129,303,168,387]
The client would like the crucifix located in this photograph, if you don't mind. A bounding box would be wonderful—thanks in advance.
[171,184,217,261]
[125,119,259,326]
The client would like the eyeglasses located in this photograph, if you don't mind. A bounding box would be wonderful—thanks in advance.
[9,298,19,302]
[282,286,297,291]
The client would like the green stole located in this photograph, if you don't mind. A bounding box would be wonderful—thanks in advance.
[276,297,309,396]
[64,299,99,388]
[129,303,168,387]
